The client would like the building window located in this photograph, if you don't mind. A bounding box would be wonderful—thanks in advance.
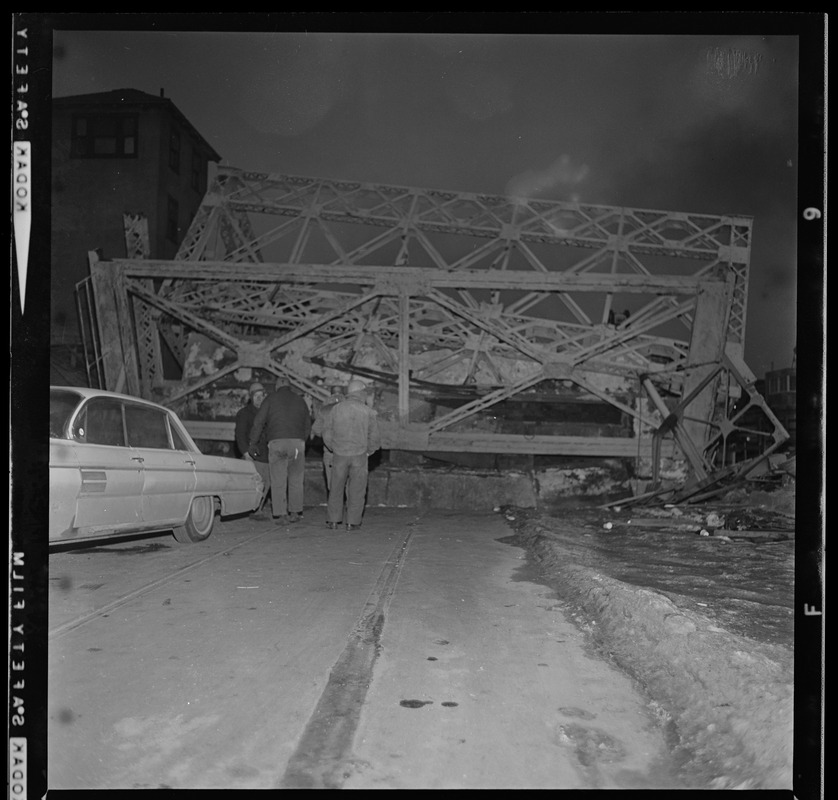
[169,127,181,173]
[166,195,180,243]
[70,114,138,158]
[191,148,204,193]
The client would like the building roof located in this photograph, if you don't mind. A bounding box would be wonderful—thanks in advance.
[53,88,222,162]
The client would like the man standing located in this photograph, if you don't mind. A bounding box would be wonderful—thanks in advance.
[235,382,270,519]
[310,388,343,491]
[248,377,312,524]
[323,379,381,531]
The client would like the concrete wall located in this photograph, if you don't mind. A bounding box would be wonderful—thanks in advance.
[299,459,635,514]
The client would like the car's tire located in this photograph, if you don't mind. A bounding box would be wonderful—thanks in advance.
[173,496,216,543]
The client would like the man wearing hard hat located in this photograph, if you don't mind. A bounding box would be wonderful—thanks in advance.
[323,379,381,531]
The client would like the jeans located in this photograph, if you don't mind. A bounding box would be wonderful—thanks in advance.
[268,439,306,517]
[327,453,369,525]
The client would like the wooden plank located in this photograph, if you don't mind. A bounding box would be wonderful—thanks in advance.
[181,417,679,459]
[89,255,141,396]
[183,420,235,441]
[718,529,794,539]
[113,259,717,294]
[422,432,672,457]
[616,519,703,531]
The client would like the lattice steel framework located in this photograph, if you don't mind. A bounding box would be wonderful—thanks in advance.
[86,166,788,480]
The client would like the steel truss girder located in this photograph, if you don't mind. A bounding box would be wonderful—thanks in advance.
[117,259,711,379]
[176,167,751,354]
[96,256,758,464]
[85,167,787,474]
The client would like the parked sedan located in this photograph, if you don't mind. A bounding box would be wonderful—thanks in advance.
[49,386,264,546]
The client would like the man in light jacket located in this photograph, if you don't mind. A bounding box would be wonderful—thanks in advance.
[323,379,381,531]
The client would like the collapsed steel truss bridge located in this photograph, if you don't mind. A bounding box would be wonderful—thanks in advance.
[80,166,788,483]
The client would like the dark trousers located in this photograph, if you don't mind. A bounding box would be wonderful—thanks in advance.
[327,453,369,525]
[268,439,306,516]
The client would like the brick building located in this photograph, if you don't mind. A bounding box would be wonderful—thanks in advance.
[51,88,221,349]
[763,366,796,446]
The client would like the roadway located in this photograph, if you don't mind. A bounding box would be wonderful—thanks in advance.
[48,506,686,789]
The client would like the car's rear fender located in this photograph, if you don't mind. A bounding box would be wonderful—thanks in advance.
[194,455,263,516]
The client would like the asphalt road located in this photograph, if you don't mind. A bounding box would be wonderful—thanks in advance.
[48,506,686,789]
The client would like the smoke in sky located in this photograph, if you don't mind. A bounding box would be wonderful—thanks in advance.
[505,154,590,203]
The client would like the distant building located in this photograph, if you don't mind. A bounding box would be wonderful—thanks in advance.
[763,366,796,446]
[724,364,797,464]
[51,88,221,347]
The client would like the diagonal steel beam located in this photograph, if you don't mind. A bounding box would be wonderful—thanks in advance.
[428,370,546,434]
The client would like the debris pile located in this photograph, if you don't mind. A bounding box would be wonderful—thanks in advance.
[599,451,796,544]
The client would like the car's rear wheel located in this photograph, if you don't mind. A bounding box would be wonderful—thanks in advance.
[173,496,215,543]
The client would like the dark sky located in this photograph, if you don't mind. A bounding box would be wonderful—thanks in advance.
[50,19,815,377]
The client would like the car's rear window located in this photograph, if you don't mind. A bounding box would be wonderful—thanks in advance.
[124,403,171,449]
[50,389,83,438]
[81,398,127,446]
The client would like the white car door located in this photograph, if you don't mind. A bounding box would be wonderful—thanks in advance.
[123,401,198,527]
[69,396,145,532]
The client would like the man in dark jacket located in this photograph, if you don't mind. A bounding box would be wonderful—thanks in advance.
[323,379,381,531]
[234,382,270,518]
[248,377,312,524]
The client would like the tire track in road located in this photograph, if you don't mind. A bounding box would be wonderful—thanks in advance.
[48,530,277,641]
[278,525,416,789]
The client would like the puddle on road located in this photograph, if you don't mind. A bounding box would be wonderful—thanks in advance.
[399,700,433,709]
[56,708,77,724]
